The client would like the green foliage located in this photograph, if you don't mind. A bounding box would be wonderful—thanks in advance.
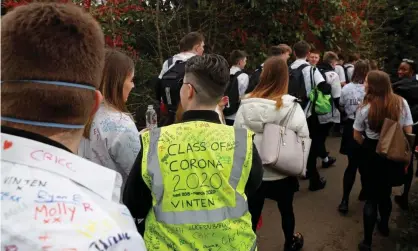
[3,0,417,125]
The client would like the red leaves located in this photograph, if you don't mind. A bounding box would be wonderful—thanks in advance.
[2,0,31,9]
[105,35,124,48]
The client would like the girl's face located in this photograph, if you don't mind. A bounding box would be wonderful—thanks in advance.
[123,71,135,103]
[398,62,413,79]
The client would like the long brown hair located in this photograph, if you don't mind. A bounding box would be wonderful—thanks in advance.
[363,70,403,132]
[351,59,370,84]
[249,56,289,108]
[83,49,134,138]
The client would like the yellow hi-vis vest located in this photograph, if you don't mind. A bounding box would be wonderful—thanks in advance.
[141,121,257,251]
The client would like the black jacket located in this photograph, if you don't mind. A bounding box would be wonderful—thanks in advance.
[393,77,418,123]
[123,110,263,234]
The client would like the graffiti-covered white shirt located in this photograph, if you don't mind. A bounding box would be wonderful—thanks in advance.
[340,82,366,120]
[1,131,146,251]
[79,103,140,191]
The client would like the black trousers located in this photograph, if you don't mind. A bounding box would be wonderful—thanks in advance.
[340,119,364,201]
[306,115,332,181]
[248,177,298,245]
[361,138,393,245]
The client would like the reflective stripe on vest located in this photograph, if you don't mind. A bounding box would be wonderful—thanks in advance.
[146,127,249,225]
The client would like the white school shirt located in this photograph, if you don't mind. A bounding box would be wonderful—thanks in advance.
[158,52,196,79]
[290,58,326,118]
[1,132,146,251]
[78,103,140,191]
[340,82,365,120]
[225,66,249,121]
[317,70,342,124]
[354,99,413,139]
[335,65,346,84]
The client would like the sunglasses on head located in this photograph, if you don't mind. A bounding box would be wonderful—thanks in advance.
[180,78,199,94]
[403,58,415,64]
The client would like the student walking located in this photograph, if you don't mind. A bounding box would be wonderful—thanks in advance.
[392,58,418,209]
[338,60,370,214]
[354,71,413,251]
[1,3,146,250]
[235,56,308,251]
[79,49,140,192]
[156,32,205,125]
[123,54,263,250]
[224,50,249,125]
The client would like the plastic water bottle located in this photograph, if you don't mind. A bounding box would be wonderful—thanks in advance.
[145,105,158,129]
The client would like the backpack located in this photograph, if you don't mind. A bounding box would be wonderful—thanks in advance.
[223,71,243,116]
[343,64,354,83]
[309,66,332,115]
[288,64,310,109]
[159,59,186,113]
[245,65,263,94]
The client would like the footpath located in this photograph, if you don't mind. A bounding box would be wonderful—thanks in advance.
[257,137,418,251]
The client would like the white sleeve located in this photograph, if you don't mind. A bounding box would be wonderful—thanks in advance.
[158,60,169,79]
[336,66,346,83]
[353,106,368,131]
[347,67,354,82]
[109,118,141,176]
[401,99,414,126]
[313,68,325,86]
[238,73,249,96]
[328,72,342,98]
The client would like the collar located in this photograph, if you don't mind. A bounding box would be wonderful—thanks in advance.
[230,65,243,74]
[181,110,221,124]
[294,58,308,64]
[1,126,72,152]
[1,128,121,201]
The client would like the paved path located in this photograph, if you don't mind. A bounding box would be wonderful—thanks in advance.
[257,136,416,251]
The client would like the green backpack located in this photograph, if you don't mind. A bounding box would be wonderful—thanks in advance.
[309,67,332,115]
[309,88,332,115]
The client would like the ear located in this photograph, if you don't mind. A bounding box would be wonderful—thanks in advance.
[187,84,194,99]
[90,90,103,117]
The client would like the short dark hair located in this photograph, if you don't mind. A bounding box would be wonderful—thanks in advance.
[179,32,205,52]
[293,41,311,58]
[1,3,104,131]
[310,49,321,55]
[229,50,248,65]
[269,44,292,56]
[323,51,339,64]
[348,53,360,62]
[185,54,230,105]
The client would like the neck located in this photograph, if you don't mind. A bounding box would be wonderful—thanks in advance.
[233,65,243,70]
[6,123,83,153]
[50,134,82,153]
[183,50,196,55]
[296,57,307,61]
[184,103,217,112]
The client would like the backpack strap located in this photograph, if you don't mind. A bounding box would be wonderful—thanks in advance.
[279,99,299,128]
[167,57,174,68]
[233,70,243,77]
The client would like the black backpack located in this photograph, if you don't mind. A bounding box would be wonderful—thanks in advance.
[343,64,354,83]
[223,71,243,116]
[288,64,310,109]
[245,65,263,94]
[159,59,186,113]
